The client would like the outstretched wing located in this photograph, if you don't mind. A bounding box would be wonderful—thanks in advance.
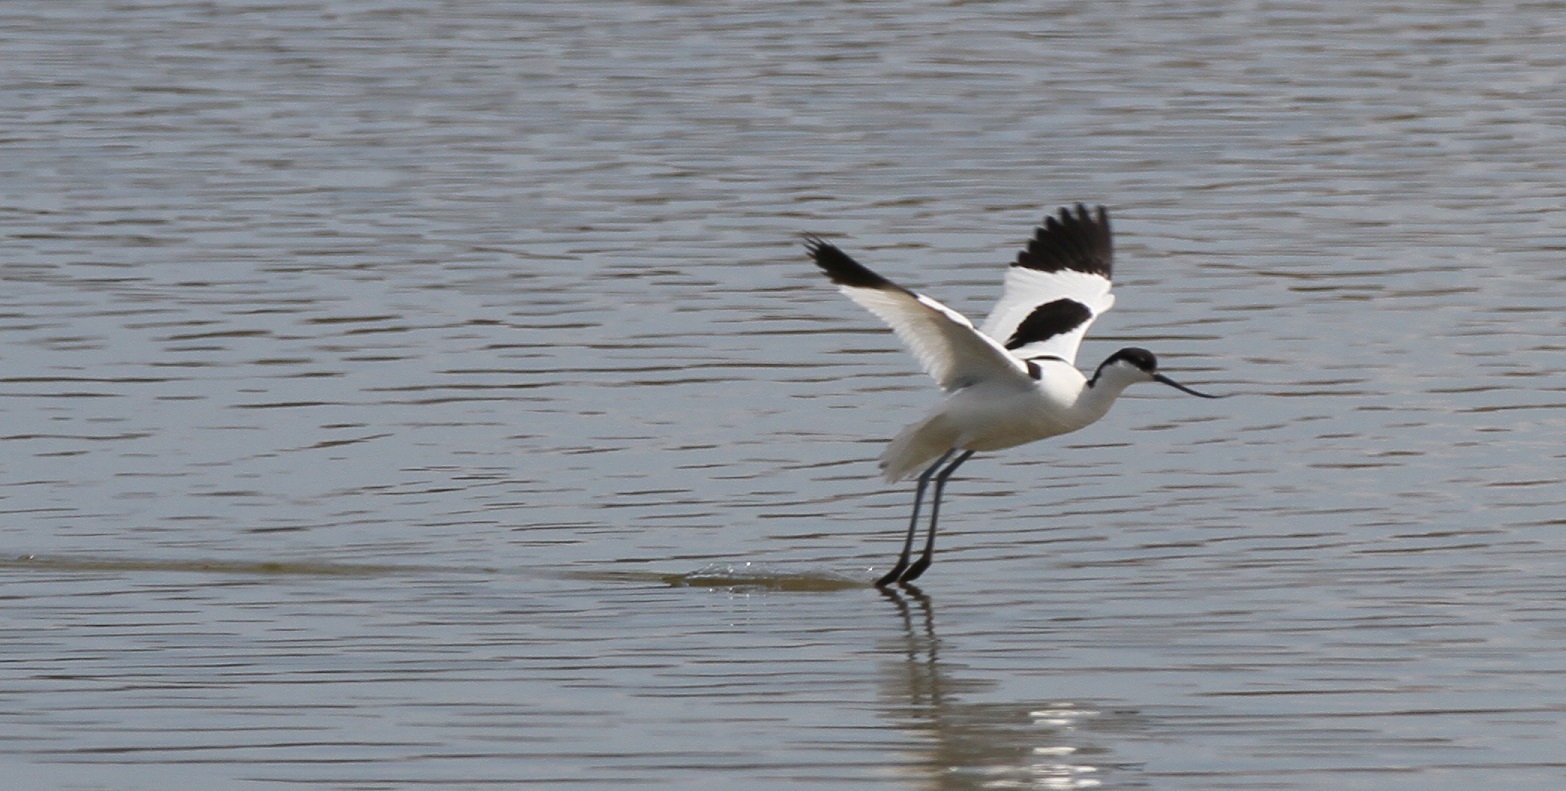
[806,237,1033,393]
[978,204,1115,367]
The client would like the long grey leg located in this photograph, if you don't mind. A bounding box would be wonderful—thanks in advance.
[897,450,974,584]
[874,449,955,588]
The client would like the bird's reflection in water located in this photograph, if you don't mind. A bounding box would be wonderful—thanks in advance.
[879,585,1136,789]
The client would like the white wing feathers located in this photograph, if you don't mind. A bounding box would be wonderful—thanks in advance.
[979,267,1114,366]
[805,237,1031,393]
[806,203,1115,386]
[980,204,1115,366]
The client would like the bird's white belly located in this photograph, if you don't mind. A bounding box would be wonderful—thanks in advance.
[944,382,1095,452]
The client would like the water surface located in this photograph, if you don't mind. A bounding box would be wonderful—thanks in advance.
[4,1,1566,788]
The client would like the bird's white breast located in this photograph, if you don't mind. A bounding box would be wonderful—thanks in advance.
[943,364,1097,452]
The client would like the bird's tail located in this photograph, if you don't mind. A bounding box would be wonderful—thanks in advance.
[878,413,959,483]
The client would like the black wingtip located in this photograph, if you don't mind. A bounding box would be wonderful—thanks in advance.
[1014,203,1113,278]
[804,235,894,289]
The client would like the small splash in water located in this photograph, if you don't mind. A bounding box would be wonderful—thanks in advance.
[669,562,868,592]
[568,562,868,592]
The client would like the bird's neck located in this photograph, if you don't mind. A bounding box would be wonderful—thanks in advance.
[1074,372,1137,421]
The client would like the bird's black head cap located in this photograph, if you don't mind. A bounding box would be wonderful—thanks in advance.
[1103,347,1158,373]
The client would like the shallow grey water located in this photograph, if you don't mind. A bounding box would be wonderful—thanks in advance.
[4,1,1566,788]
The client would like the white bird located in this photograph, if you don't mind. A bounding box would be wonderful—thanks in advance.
[806,204,1221,587]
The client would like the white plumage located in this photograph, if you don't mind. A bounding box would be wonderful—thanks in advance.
[980,265,1114,363]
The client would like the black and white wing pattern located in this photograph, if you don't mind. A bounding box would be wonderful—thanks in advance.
[806,237,1033,393]
[978,204,1115,367]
